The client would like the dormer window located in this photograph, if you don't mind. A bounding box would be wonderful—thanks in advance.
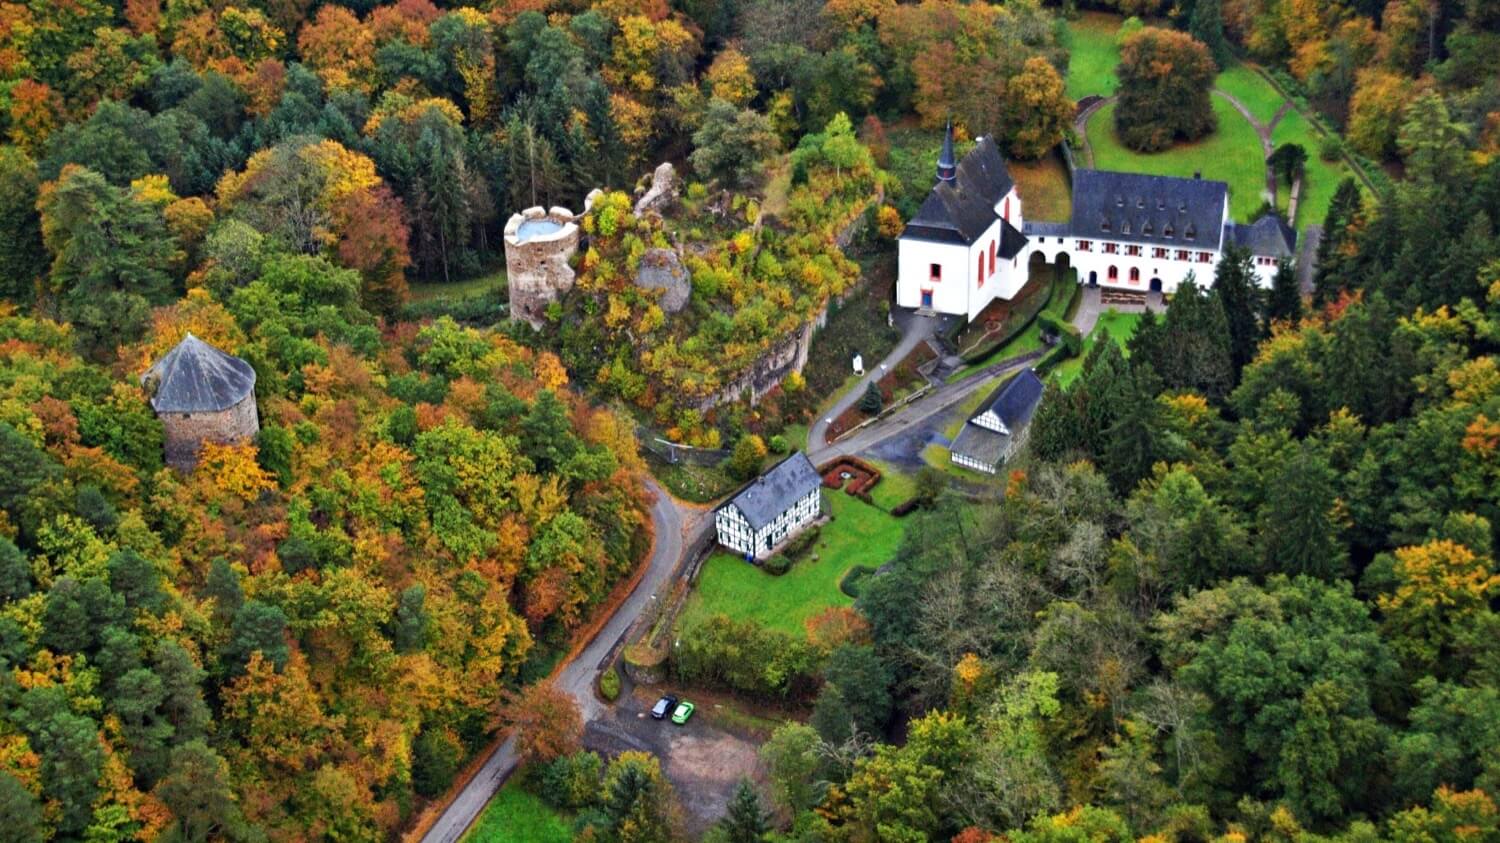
[1157,199,1166,210]
[1178,201,1187,212]
[1101,219,1111,232]
[1122,221,1132,235]
[1142,221,1153,235]
[1136,197,1145,208]
[1115,195,1124,207]
[1164,222,1174,237]
[1184,224,1196,240]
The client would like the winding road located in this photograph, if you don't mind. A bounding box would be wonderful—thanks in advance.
[420,480,689,843]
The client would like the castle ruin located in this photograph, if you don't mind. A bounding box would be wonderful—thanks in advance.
[504,191,601,329]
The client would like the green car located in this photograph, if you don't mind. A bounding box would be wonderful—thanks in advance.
[670,700,695,724]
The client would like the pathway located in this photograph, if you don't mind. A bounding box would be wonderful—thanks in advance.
[420,480,691,843]
[1296,224,1322,297]
[1072,95,1115,169]
[808,310,942,452]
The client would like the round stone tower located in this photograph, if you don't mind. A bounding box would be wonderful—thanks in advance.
[140,333,259,470]
[503,191,601,329]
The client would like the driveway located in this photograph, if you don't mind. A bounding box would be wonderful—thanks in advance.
[421,481,691,843]
[808,309,943,452]
[584,688,766,839]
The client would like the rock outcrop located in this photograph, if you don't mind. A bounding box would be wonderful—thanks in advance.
[633,162,678,219]
[633,248,691,314]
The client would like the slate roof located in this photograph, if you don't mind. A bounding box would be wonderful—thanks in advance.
[1224,214,1296,257]
[950,370,1046,468]
[720,452,822,532]
[1069,169,1229,250]
[902,136,1028,255]
[140,333,256,414]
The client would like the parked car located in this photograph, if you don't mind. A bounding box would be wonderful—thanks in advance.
[650,695,678,720]
[671,700,695,725]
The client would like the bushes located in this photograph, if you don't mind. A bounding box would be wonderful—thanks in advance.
[598,667,621,702]
[783,525,820,559]
[672,614,820,700]
[763,554,792,575]
[536,751,604,812]
[840,565,878,597]
[1038,312,1082,355]
[891,498,924,517]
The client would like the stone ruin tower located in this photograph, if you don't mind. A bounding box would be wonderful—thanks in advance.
[139,333,259,470]
[504,191,601,329]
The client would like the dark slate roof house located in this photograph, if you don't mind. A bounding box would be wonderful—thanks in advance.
[719,452,823,532]
[902,130,1028,258]
[1224,214,1297,258]
[1069,169,1230,250]
[140,333,257,414]
[949,370,1046,474]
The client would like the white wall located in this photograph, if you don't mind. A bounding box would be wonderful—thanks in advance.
[898,218,1025,320]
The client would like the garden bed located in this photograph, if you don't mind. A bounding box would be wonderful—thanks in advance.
[825,341,938,440]
[953,268,1054,361]
[819,456,882,497]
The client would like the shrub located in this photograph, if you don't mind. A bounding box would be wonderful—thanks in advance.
[1038,313,1083,355]
[768,433,788,454]
[1319,134,1343,162]
[839,565,877,598]
[412,728,464,798]
[537,751,604,812]
[598,667,621,702]
[673,615,820,700]
[891,497,923,517]
[858,381,883,414]
[783,525,820,559]
[763,554,792,575]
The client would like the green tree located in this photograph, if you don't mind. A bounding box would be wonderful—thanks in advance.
[727,434,768,482]
[412,729,464,798]
[392,584,430,653]
[1188,0,1232,67]
[602,751,677,843]
[721,778,769,843]
[1313,178,1363,305]
[37,165,177,357]
[1267,258,1302,323]
[152,740,249,843]
[1114,28,1218,153]
[108,548,166,614]
[0,147,46,304]
[822,644,894,737]
[0,537,31,602]
[858,381,883,415]
[0,771,43,843]
[1212,245,1264,379]
[690,98,780,188]
[760,722,824,814]
[222,599,290,675]
[1268,143,1309,188]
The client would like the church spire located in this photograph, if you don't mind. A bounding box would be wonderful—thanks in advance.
[936,120,956,185]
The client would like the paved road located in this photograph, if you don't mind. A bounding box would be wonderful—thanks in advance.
[808,311,941,453]
[421,480,688,843]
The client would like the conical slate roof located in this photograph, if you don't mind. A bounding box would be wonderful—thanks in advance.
[140,333,256,414]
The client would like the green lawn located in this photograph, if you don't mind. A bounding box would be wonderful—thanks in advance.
[463,785,570,843]
[865,461,916,510]
[1270,107,1360,230]
[1064,12,1123,100]
[1214,64,1284,125]
[1054,310,1143,387]
[409,270,506,303]
[1010,153,1072,221]
[1087,97,1267,222]
[679,492,903,636]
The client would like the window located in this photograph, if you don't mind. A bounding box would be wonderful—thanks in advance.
[989,241,997,277]
[1122,221,1132,235]
[930,263,941,281]
[1153,247,1167,259]
[1185,224,1197,240]
[1197,252,1212,263]
[1130,267,1141,282]
[1164,223,1175,237]
[1101,219,1111,232]
[1136,197,1145,208]
[1143,221,1153,235]
[1176,249,1189,261]
[1077,239,1093,252]
[1003,197,1010,220]
[1126,245,1142,256]
[978,253,984,282]
[1104,242,1119,254]
[1108,265,1119,280]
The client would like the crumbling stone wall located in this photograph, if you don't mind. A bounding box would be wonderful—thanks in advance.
[694,309,827,411]
[159,393,259,470]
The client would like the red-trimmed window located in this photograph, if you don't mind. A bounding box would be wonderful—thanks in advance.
[978,252,984,282]
[1104,242,1119,254]
[989,241,997,276]
[1108,265,1119,280]
[1197,252,1212,263]
[1153,247,1167,259]
[1077,240,1092,252]
[930,263,942,282]
[1003,196,1010,221]
[1126,245,1142,256]
[1130,267,1141,282]
[1176,249,1189,261]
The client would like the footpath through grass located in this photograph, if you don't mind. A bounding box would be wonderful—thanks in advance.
[463,784,570,843]
[1270,107,1359,229]
[679,491,903,637]
[1087,98,1267,222]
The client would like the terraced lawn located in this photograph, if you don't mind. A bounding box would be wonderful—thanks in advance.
[1087,97,1267,222]
[1053,310,1143,387]
[463,785,570,843]
[1065,12,1123,100]
[679,491,903,637]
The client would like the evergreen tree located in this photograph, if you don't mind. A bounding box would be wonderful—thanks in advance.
[859,381,883,415]
[1103,365,1161,493]
[0,771,43,843]
[1257,443,1347,579]
[205,558,244,627]
[0,537,31,603]
[1130,281,1234,402]
[1267,257,1303,323]
[1188,0,1232,67]
[1313,178,1363,305]
[1028,380,1078,461]
[392,584,430,653]
[0,148,46,305]
[221,599,290,675]
[721,778,770,843]
[1211,245,1263,379]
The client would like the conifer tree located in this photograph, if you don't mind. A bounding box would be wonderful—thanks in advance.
[721,778,770,843]
[1267,258,1303,324]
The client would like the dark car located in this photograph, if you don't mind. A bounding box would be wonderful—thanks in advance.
[650,695,678,720]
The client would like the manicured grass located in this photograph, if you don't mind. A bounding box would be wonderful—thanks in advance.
[921,442,1004,482]
[1064,12,1123,100]
[409,270,506,303]
[1087,98,1267,222]
[680,492,903,636]
[1270,107,1360,230]
[1053,310,1143,387]
[865,461,917,510]
[463,784,570,843]
[1214,64,1285,125]
[1010,152,1072,221]
[943,382,1001,440]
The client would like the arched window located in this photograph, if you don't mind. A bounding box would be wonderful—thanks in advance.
[978,252,984,282]
[1130,267,1141,281]
[1108,265,1119,280]
[990,241,997,276]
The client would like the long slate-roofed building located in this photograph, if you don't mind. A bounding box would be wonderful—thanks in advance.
[140,333,259,470]
[715,452,823,560]
[950,369,1045,474]
[898,125,1297,321]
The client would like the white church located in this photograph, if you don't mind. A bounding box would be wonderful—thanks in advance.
[897,125,1295,321]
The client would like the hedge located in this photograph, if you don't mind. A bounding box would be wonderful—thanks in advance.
[763,554,792,575]
[1037,312,1083,355]
[783,525,821,559]
[839,565,878,598]
[598,667,621,702]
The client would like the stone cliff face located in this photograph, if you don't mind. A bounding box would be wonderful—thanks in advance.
[692,311,826,412]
